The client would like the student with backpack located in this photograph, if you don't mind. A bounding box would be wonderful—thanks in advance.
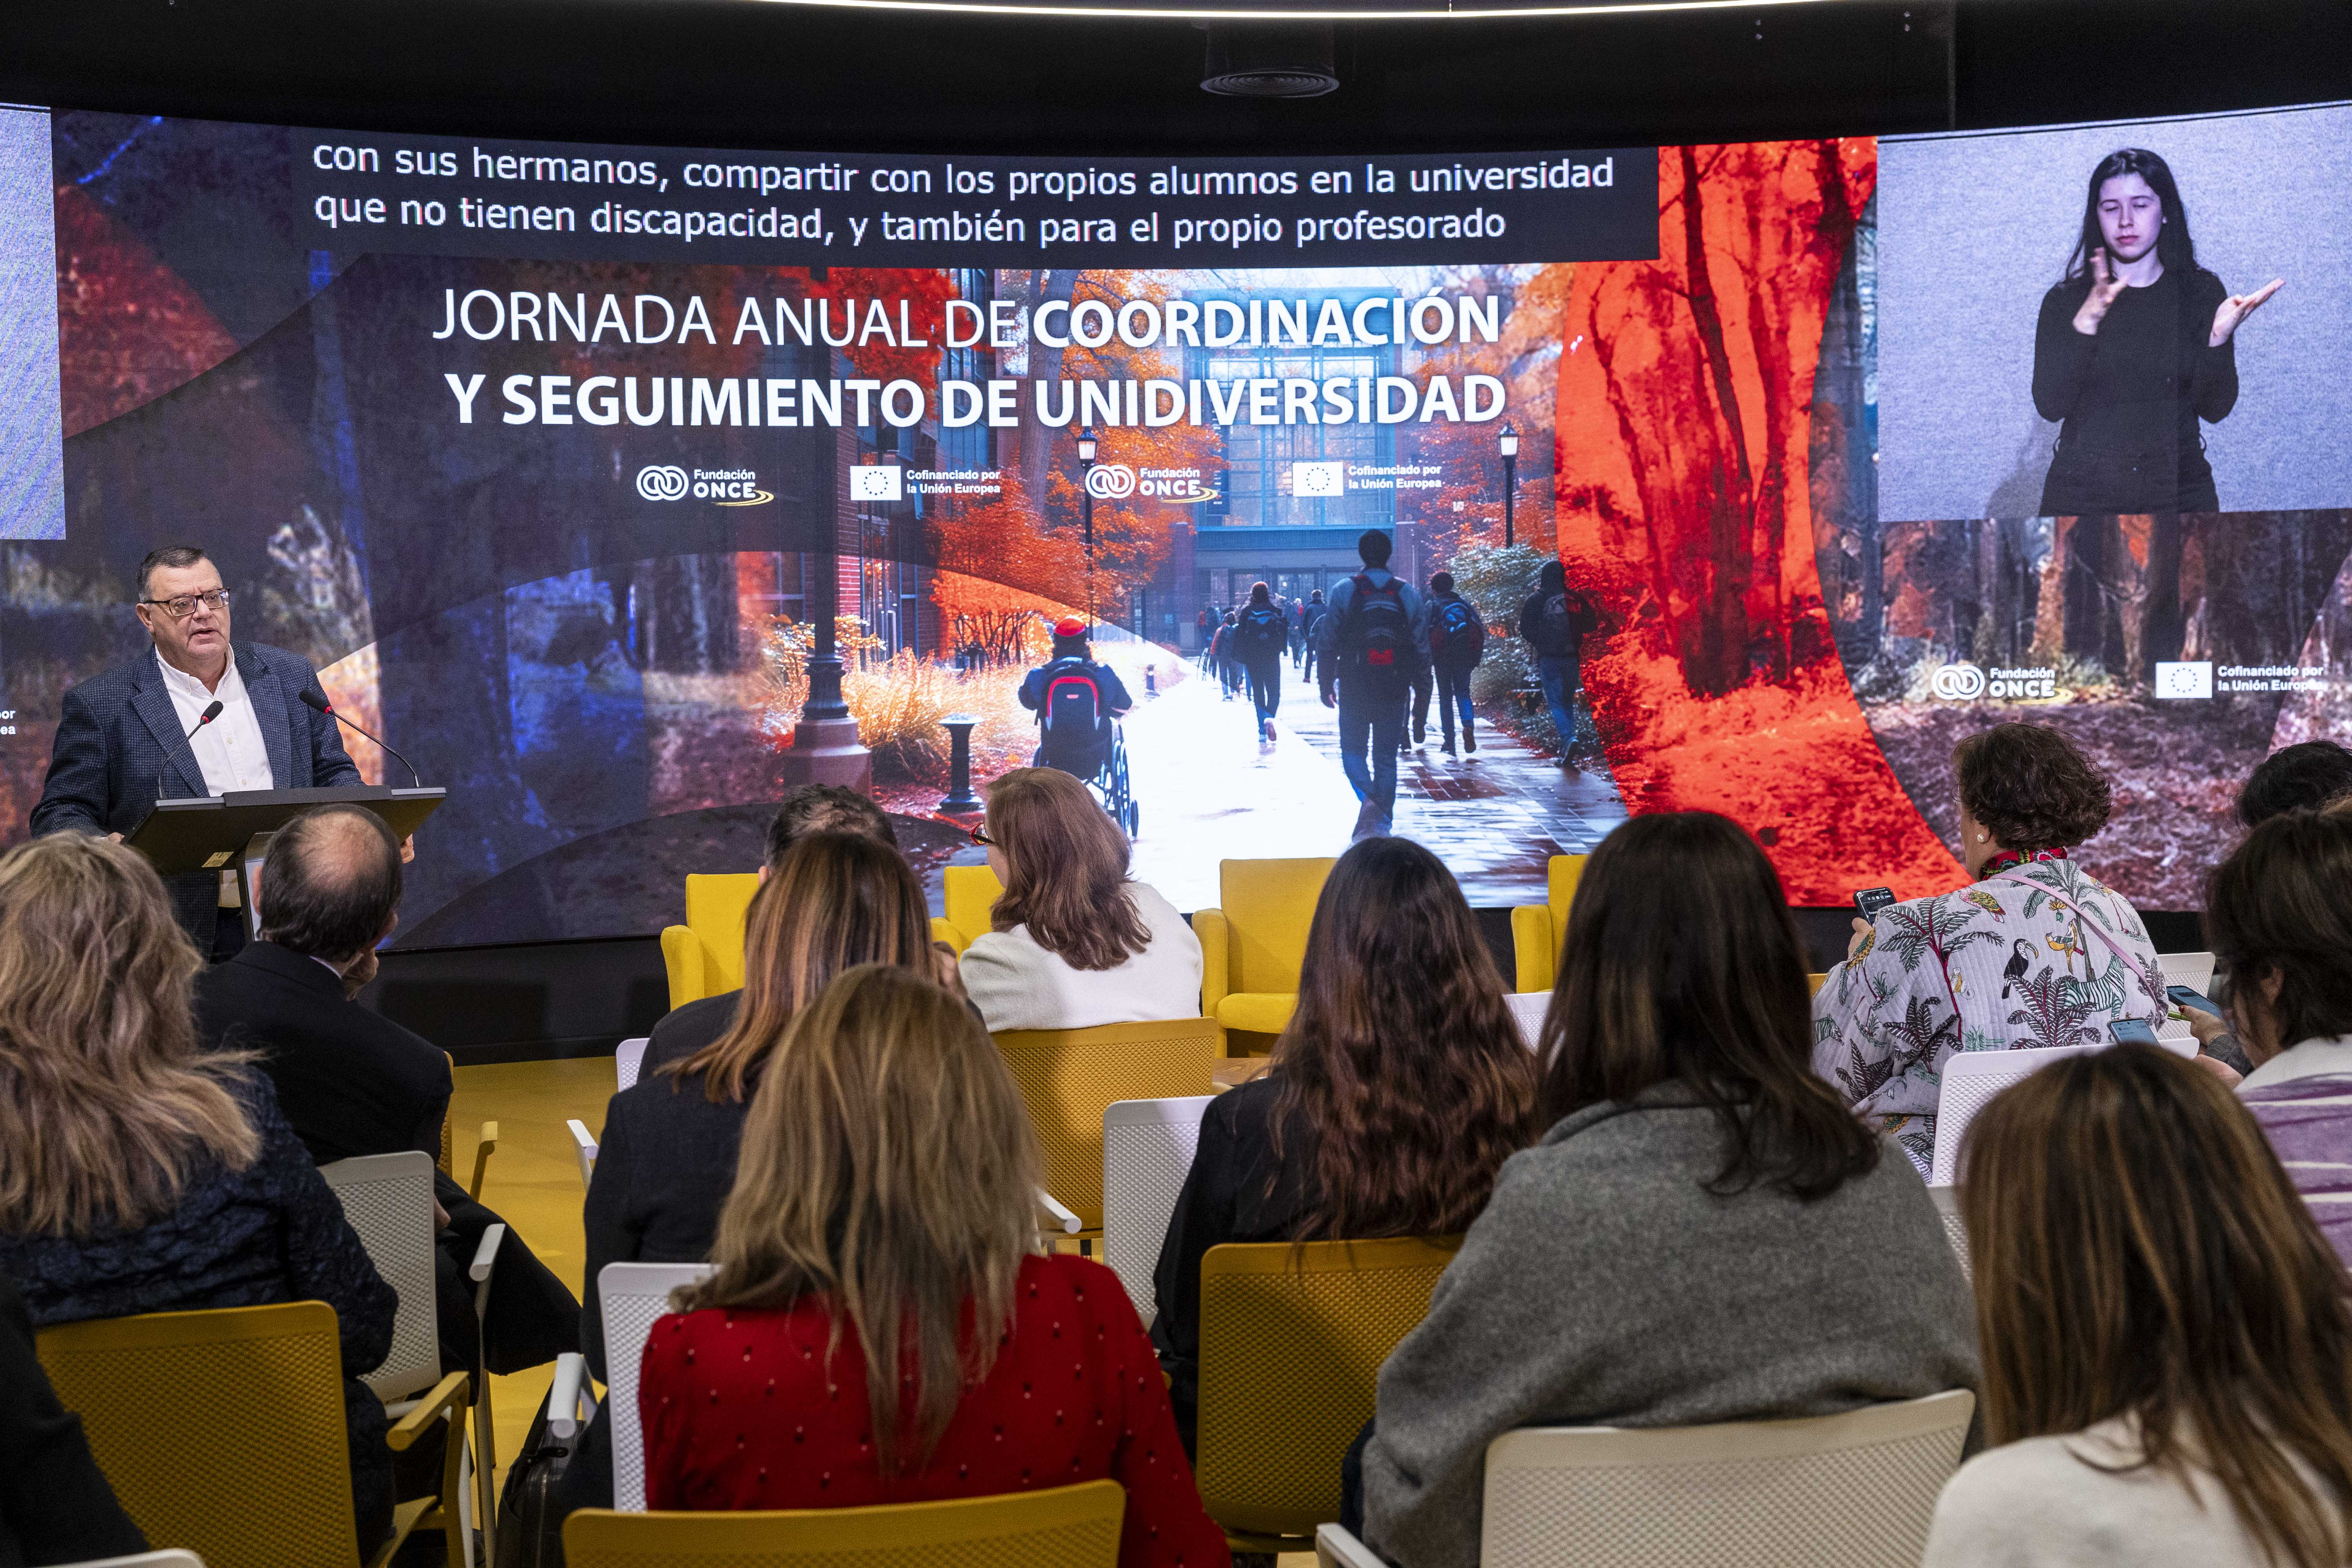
[1299,589,1327,683]
[1421,571,1488,757]
[1316,531,1426,840]
[1019,617,1133,780]
[1208,611,1241,699]
[1236,582,1291,741]
[1517,559,1599,768]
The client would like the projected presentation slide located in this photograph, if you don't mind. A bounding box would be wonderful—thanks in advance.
[0,102,2343,943]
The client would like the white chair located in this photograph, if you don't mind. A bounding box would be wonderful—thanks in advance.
[1102,1096,1214,1324]
[1038,1187,1083,1238]
[598,1261,714,1512]
[1507,993,1550,1050]
[58,1555,208,1568]
[546,1349,598,1440]
[568,1119,599,1191]
[321,1151,502,1564]
[615,1036,650,1092]
[1929,1033,2199,1187]
[1927,1045,2097,1186]
[1927,1185,1969,1281]
[1316,1390,1976,1568]
[2160,950,2216,995]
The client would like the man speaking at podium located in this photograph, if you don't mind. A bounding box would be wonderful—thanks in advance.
[29,545,362,960]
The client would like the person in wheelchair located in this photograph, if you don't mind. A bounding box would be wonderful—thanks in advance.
[1020,616,1134,780]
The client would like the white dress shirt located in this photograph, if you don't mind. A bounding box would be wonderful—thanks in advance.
[157,654,275,910]
[157,653,275,798]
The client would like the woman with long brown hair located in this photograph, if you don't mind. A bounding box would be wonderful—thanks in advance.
[639,965,1227,1567]
[0,834,399,1552]
[1150,836,1542,1449]
[1926,1044,2352,1567]
[1360,813,1978,1568]
[960,766,1200,1032]
[572,831,935,1510]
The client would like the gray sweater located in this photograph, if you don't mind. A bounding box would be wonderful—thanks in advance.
[1362,1089,1982,1568]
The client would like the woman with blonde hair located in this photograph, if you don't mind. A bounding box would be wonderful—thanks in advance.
[1926,1044,2352,1568]
[959,766,1200,1032]
[0,834,399,1552]
[639,965,1227,1567]
[569,831,938,1512]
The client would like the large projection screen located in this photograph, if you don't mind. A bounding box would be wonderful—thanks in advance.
[2,104,2345,944]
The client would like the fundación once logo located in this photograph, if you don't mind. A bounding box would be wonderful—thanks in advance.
[1085,464,1137,501]
[1930,662,1987,701]
[636,464,690,501]
[636,465,772,505]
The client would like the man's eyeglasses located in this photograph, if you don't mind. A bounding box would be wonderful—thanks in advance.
[968,825,994,847]
[139,590,232,619]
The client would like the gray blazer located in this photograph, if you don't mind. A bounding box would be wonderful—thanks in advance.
[30,642,361,947]
[1362,1089,1982,1568]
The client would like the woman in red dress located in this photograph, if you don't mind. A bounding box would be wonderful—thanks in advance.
[637,963,1229,1568]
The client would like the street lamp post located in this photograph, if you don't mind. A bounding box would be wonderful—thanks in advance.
[1076,427,1098,631]
[1497,422,1520,550]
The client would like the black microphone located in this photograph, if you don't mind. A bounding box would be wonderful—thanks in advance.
[155,699,224,801]
[300,688,421,787]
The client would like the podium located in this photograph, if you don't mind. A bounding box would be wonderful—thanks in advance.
[125,785,445,938]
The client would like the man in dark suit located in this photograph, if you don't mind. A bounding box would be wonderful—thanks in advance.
[643,783,901,1074]
[29,544,363,959]
[196,803,580,1376]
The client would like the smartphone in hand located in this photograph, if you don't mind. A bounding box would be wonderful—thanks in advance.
[2108,1018,2164,1047]
[2167,985,2222,1017]
[1852,887,1896,920]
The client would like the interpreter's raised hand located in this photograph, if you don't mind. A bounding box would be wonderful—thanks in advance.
[2210,278,2283,346]
[2071,248,2131,335]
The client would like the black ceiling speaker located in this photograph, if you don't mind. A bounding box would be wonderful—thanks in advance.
[1200,24,1340,98]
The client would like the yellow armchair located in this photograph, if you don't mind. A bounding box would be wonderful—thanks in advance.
[1194,857,1335,1038]
[931,863,1006,955]
[1508,853,1589,993]
[658,872,760,1009]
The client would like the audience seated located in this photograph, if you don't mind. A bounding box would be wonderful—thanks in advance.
[1152,836,1542,1451]
[959,766,1202,1032]
[1925,1044,2352,1568]
[0,835,400,1554]
[1359,812,1979,1568]
[2237,739,2352,827]
[1813,722,2169,1171]
[0,1274,146,1568]
[2203,808,2352,1262]
[195,803,580,1376]
[639,963,1229,1568]
[565,831,936,1514]
[645,783,901,1073]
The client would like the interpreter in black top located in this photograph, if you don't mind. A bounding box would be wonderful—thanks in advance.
[642,784,901,1075]
[197,804,580,1377]
[2031,147,2281,515]
[0,1276,147,1568]
[1150,837,1543,1453]
[563,832,940,1515]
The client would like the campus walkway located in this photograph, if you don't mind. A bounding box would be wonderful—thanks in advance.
[1105,652,1628,910]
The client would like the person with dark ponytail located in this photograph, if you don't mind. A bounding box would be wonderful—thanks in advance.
[2032,147,2280,515]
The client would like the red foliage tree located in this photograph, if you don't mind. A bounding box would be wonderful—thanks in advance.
[1553,141,1966,900]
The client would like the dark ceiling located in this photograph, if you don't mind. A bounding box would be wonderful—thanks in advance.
[4,0,2346,154]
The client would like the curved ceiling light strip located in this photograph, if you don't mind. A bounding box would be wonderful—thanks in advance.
[750,0,1847,22]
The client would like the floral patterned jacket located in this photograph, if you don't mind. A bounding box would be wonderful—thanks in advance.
[1811,857,2169,1172]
